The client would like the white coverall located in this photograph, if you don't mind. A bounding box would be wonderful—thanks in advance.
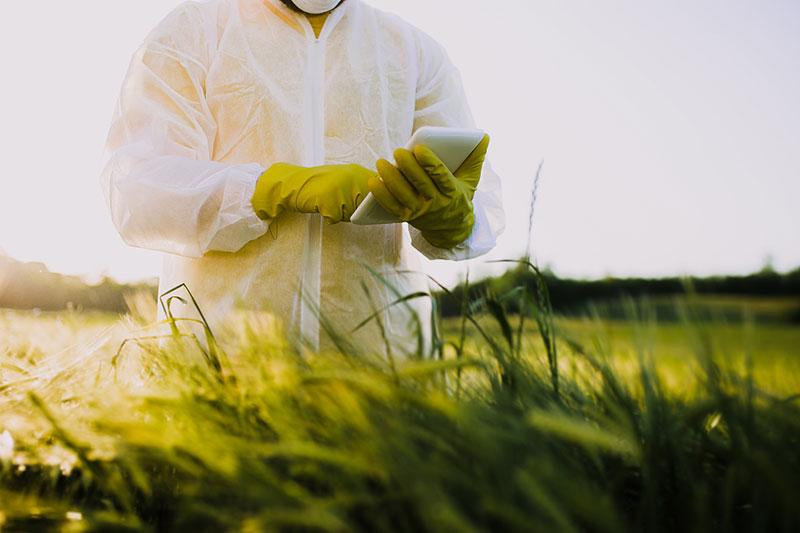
[101,0,505,355]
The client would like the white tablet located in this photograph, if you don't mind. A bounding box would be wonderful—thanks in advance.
[350,126,485,225]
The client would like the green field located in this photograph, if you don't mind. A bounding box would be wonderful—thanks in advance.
[442,313,800,398]
[1,292,799,532]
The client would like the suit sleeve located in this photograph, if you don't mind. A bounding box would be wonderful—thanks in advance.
[409,32,505,261]
[100,4,270,259]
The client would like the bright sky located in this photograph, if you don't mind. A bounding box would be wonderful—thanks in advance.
[1,1,798,286]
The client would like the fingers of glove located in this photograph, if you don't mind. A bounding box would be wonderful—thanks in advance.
[323,201,346,224]
[376,158,423,211]
[454,134,490,187]
[413,145,457,197]
[369,176,409,219]
[340,192,365,223]
[299,197,341,224]
[393,149,438,200]
[323,189,367,224]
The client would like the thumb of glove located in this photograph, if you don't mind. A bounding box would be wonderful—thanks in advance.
[454,134,490,190]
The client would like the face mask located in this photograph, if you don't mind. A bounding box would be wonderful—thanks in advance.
[290,0,342,15]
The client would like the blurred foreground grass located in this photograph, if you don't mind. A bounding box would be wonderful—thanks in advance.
[1,290,799,532]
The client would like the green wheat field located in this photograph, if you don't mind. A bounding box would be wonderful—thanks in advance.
[1,275,799,532]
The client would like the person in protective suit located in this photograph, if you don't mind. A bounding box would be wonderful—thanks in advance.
[101,0,505,356]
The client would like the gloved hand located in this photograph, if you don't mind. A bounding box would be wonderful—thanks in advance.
[251,163,376,224]
[369,134,490,249]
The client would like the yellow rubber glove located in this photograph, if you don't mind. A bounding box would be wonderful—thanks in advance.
[251,163,376,224]
[369,134,490,249]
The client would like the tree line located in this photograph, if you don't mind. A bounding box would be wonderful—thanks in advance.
[436,263,800,323]
[2,254,798,323]
[0,255,156,313]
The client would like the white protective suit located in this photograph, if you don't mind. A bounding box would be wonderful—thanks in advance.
[101,0,505,355]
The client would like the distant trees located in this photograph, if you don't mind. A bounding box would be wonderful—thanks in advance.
[437,263,800,323]
[2,252,799,324]
[0,255,156,313]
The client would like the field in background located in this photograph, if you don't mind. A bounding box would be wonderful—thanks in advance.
[1,290,799,532]
[5,299,798,401]
[443,312,800,398]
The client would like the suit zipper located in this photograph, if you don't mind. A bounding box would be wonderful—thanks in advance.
[299,35,325,350]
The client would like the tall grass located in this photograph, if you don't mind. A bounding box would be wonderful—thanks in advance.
[1,273,799,532]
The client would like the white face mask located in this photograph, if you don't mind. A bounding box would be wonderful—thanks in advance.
[291,0,342,15]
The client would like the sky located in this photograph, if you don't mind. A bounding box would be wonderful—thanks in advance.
[0,0,798,287]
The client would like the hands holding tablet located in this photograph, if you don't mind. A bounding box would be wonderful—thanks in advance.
[369,134,490,249]
[251,127,490,249]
